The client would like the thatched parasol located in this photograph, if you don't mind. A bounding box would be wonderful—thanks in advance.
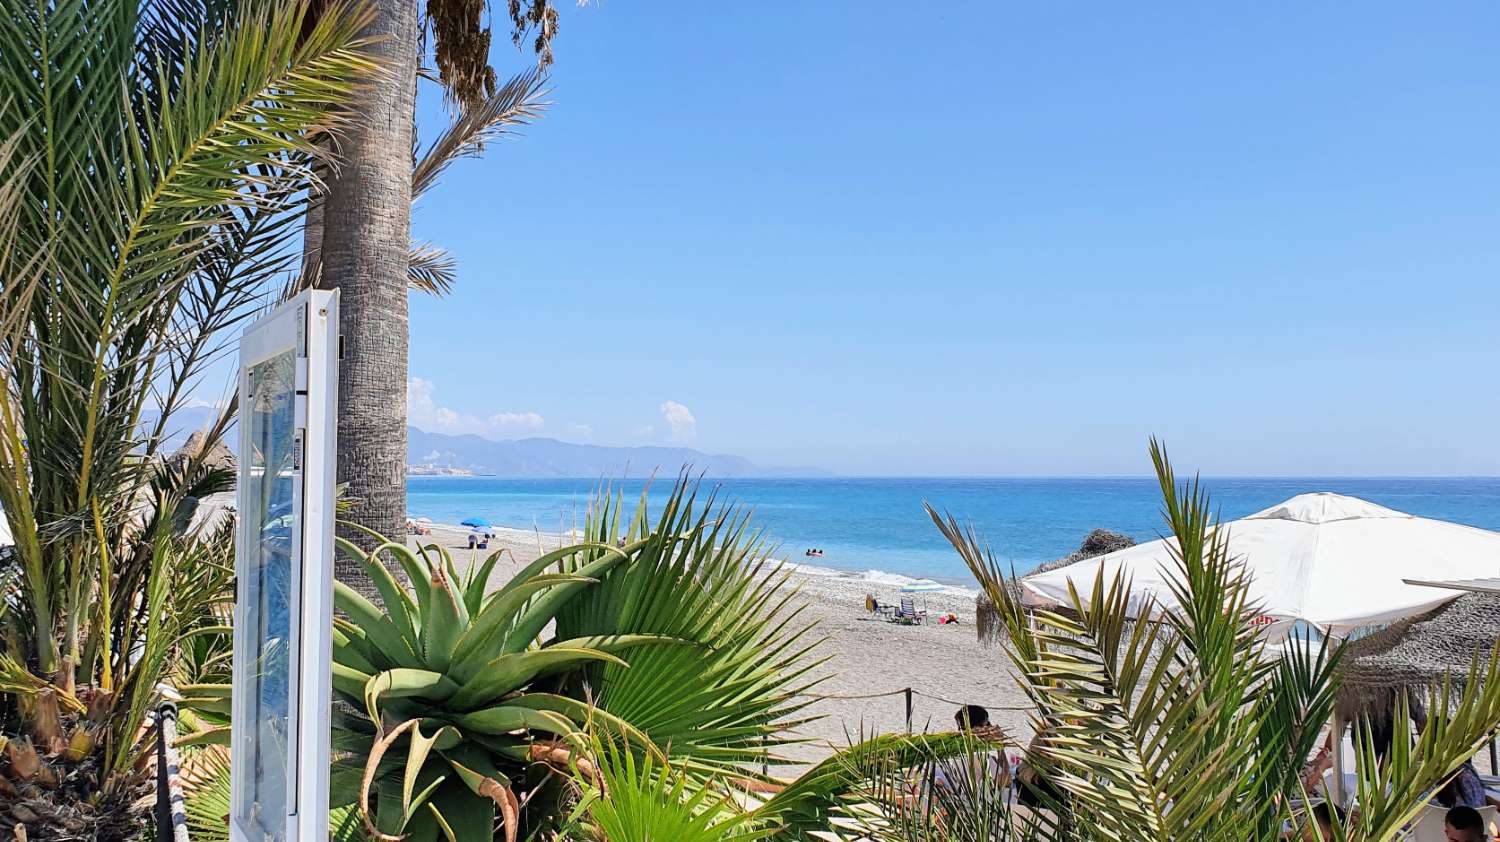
[975,529,1135,646]
[1338,591,1500,717]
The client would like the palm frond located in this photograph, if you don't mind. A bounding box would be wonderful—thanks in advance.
[412,68,549,201]
[408,240,458,296]
[553,479,828,782]
[570,734,773,842]
[0,0,372,795]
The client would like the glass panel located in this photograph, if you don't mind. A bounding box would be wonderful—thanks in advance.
[236,349,298,841]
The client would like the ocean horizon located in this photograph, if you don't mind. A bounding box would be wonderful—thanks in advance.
[407,476,1500,585]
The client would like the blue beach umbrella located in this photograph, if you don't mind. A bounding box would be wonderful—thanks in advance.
[461,517,492,529]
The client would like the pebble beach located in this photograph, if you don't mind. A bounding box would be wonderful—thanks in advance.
[411,521,1036,769]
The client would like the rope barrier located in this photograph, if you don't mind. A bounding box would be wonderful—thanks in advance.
[911,688,1031,711]
[800,686,1030,711]
[803,688,909,701]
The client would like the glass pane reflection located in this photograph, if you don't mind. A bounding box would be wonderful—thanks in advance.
[236,349,297,841]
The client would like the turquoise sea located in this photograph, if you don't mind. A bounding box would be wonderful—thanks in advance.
[406,477,1500,585]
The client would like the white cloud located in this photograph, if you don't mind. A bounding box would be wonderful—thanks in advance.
[489,411,545,431]
[181,397,225,410]
[564,423,593,440]
[659,400,697,442]
[408,377,545,438]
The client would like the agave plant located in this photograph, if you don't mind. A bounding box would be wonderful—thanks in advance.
[182,482,825,841]
[0,0,373,834]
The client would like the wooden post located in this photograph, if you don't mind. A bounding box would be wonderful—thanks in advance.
[905,687,914,734]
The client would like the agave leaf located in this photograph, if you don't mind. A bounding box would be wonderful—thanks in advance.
[450,648,628,711]
[462,548,507,617]
[414,781,496,842]
[364,668,461,724]
[335,536,420,647]
[500,552,637,655]
[502,693,663,760]
[439,744,512,800]
[333,625,381,675]
[451,705,582,739]
[420,568,468,672]
[404,775,449,832]
[426,803,458,842]
[343,521,435,616]
[332,661,374,703]
[335,580,419,668]
[448,574,598,681]
[489,539,643,605]
[402,722,449,820]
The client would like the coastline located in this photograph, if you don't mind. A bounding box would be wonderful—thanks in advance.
[409,521,1033,767]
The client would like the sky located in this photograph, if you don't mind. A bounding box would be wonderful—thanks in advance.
[404,1,1500,477]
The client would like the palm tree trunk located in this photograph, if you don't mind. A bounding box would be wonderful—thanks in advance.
[317,0,418,575]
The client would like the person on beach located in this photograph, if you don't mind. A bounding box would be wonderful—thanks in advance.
[1436,761,1492,810]
[955,704,989,731]
[1296,801,1343,841]
[1444,805,1486,842]
[931,705,1008,790]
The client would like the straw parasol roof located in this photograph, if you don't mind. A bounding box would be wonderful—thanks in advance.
[975,529,1135,645]
[1338,591,1500,714]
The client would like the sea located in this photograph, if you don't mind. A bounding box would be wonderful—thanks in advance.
[406,477,1500,586]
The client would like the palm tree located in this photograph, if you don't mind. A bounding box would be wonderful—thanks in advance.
[0,0,372,833]
[316,0,560,567]
[315,0,420,555]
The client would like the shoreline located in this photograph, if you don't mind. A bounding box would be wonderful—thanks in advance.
[409,521,1031,767]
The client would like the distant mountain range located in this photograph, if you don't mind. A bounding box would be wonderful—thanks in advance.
[408,427,821,478]
[145,409,819,478]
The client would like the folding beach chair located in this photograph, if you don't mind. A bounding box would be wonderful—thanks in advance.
[894,596,928,624]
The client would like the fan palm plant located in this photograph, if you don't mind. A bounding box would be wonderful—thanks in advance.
[0,0,374,834]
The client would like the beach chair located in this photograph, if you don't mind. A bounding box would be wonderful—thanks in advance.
[894,596,927,624]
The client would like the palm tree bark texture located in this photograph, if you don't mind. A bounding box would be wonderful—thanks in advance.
[318,0,419,575]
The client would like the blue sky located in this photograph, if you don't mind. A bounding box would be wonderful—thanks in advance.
[404,1,1500,476]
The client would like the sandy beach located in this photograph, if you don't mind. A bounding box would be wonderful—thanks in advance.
[410,521,1035,769]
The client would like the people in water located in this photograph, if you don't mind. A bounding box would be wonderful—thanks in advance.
[804,548,825,557]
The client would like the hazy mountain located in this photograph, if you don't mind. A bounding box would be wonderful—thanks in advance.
[408,427,820,478]
[143,410,824,477]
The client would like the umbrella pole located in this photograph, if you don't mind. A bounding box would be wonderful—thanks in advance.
[1330,711,1347,808]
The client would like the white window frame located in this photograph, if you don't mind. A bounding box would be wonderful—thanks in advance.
[230,289,339,842]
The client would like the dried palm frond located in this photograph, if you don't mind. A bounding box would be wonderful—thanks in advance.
[426,0,559,110]
[407,241,458,296]
[412,68,550,201]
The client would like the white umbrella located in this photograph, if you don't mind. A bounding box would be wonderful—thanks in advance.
[901,579,945,593]
[1021,493,1500,637]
